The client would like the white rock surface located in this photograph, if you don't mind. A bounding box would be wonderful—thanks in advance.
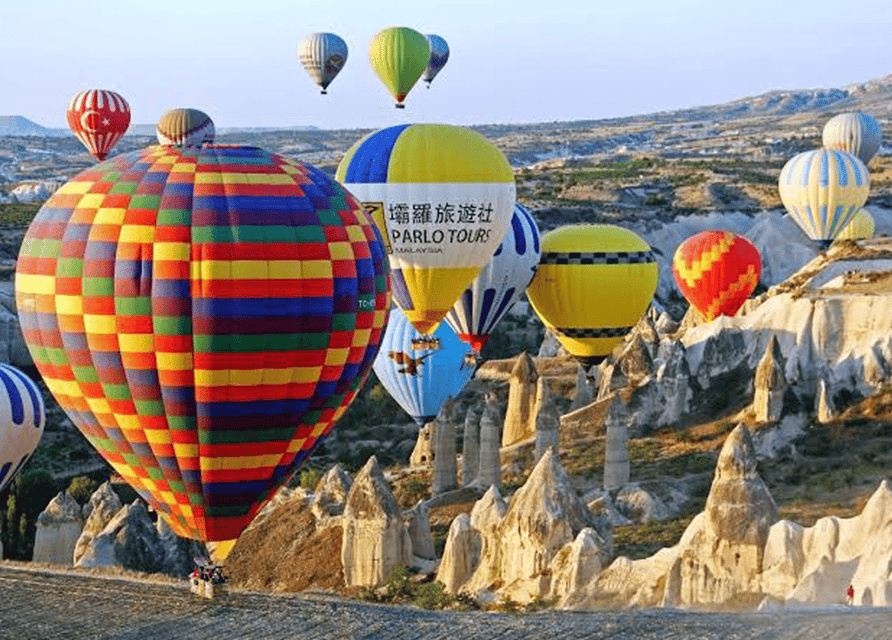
[341,456,412,588]
[33,492,84,565]
[311,464,353,519]
[74,482,122,565]
[461,449,609,603]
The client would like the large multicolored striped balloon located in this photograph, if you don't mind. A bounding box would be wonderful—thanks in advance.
[337,123,515,335]
[0,364,45,494]
[836,207,875,241]
[369,27,430,107]
[298,32,348,94]
[673,231,761,322]
[822,112,883,165]
[156,108,215,146]
[15,145,390,541]
[422,34,450,87]
[444,203,540,352]
[373,306,475,425]
[778,149,870,246]
[66,89,131,161]
[527,225,658,365]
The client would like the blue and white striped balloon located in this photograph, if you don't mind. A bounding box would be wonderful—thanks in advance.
[444,204,541,351]
[778,149,870,246]
[0,363,44,493]
[822,112,883,165]
[373,307,476,425]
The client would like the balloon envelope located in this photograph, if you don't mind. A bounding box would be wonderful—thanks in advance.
[527,225,658,364]
[778,149,870,245]
[373,306,475,424]
[673,231,761,322]
[298,32,348,93]
[337,123,515,335]
[422,34,449,85]
[15,145,390,541]
[444,203,540,351]
[66,89,131,161]
[156,108,215,146]
[369,27,430,106]
[822,112,883,164]
[836,207,875,241]
[0,363,45,494]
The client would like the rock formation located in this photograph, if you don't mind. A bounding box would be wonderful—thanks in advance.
[432,400,457,495]
[502,352,539,447]
[404,502,435,561]
[460,449,610,603]
[436,513,479,593]
[568,365,594,412]
[475,392,502,489]
[75,501,166,573]
[461,407,480,486]
[760,480,892,607]
[409,422,435,467]
[32,491,84,565]
[534,379,560,461]
[549,528,604,604]
[341,456,412,588]
[753,335,787,422]
[603,395,630,490]
[571,424,777,609]
[74,482,122,565]
[311,464,353,519]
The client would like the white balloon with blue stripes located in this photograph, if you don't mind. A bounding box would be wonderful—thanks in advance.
[0,363,44,493]
[444,203,541,352]
[778,149,870,246]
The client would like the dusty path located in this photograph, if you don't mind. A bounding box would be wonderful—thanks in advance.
[2,565,892,640]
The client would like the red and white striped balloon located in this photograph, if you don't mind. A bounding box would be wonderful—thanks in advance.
[66,89,131,161]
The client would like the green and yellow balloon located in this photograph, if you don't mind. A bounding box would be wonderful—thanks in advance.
[369,27,430,108]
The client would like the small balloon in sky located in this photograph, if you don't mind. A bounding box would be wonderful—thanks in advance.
[422,34,449,88]
[298,32,349,95]
[156,108,215,146]
[369,27,430,108]
[66,89,131,161]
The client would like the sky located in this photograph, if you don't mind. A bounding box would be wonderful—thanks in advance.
[2,0,892,131]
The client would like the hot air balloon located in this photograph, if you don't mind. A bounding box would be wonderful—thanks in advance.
[0,363,45,494]
[836,207,875,241]
[66,89,131,161]
[822,112,883,165]
[337,123,516,335]
[369,27,430,108]
[373,306,475,424]
[422,34,449,88]
[778,149,870,248]
[298,32,349,94]
[15,144,390,542]
[156,108,215,146]
[444,203,540,352]
[673,231,761,322]
[527,225,658,365]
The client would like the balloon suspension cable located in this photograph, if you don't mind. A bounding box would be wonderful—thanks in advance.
[411,336,440,351]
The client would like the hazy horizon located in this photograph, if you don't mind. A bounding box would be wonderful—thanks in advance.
[3,0,891,130]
